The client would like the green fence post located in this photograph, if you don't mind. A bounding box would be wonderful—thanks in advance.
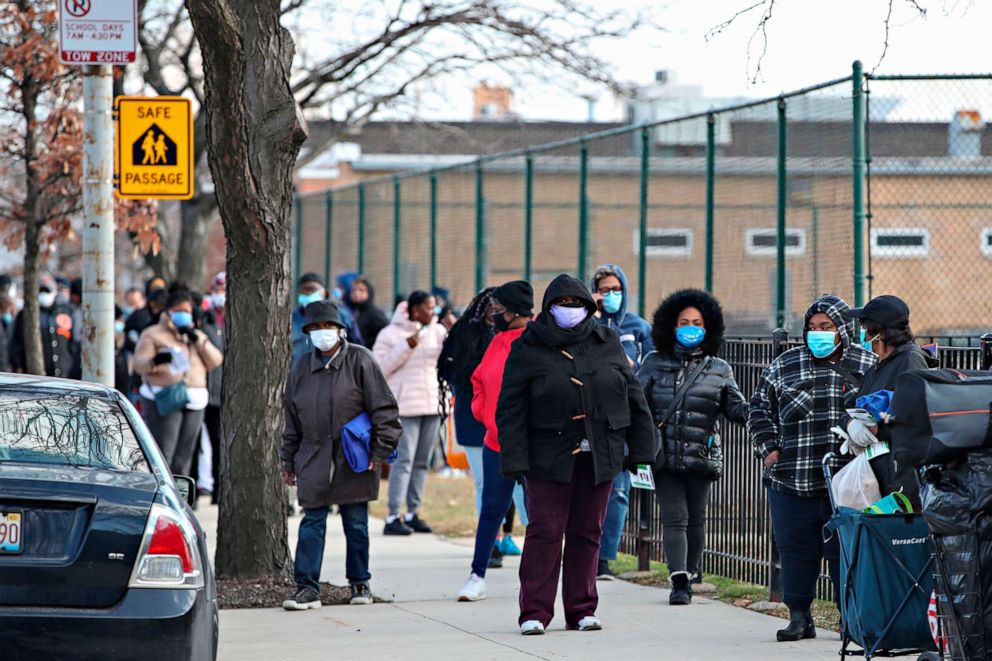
[637,128,649,318]
[705,114,716,294]
[578,140,589,283]
[323,190,333,287]
[524,154,533,282]
[776,98,787,329]
[293,197,302,285]
[430,172,438,290]
[357,183,366,274]
[475,162,485,292]
[852,60,867,307]
[393,177,401,300]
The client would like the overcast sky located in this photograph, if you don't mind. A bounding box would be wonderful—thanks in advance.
[411,0,991,122]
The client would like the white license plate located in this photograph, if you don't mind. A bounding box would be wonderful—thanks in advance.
[0,512,22,554]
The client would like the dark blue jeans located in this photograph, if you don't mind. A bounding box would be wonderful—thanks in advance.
[767,488,840,610]
[295,503,371,591]
[599,471,631,562]
[471,447,518,577]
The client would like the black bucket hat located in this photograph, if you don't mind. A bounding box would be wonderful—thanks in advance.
[302,300,345,333]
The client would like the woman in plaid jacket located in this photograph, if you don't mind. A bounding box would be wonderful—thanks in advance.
[748,294,877,643]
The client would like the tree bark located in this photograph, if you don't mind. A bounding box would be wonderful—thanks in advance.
[175,194,217,289]
[185,0,307,578]
[20,76,44,377]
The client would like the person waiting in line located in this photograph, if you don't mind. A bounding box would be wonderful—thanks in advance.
[842,295,937,507]
[133,284,224,477]
[373,290,448,536]
[748,294,876,642]
[637,289,748,605]
[198,272,227,504]
[280,301,402,610]
[588,264,654,581]
[292,272,362,360]
[10,274,76,378]
[123,287,145,320]
[348,275,390,348]
[457,280,534,602]
[496,274,654,635]
[124,276,168,354]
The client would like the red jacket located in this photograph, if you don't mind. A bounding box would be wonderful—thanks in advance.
[471,327,525,452]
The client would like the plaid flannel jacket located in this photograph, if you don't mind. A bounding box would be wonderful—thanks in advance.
[748,297,878,497]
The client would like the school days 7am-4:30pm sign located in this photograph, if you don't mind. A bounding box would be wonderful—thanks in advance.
[114,96,194,200]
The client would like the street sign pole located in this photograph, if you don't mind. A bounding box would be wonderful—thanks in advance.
[81,65,115,385]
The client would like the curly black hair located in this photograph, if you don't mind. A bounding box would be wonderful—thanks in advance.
[651,288,726,357]
[437,287,495,394]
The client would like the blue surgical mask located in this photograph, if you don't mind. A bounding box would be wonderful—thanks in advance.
[2,312,11,326]
[434,305,443,317]
[170,311,193,329]
[114,321,126,334]
[806,330,838,358]
[601,291,622,315]
[675,325,706,349]
[549,304,588,330]
[298,290,323,308]
[859,328,872,352]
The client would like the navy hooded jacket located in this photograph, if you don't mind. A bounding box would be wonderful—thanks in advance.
[590,263,654,367]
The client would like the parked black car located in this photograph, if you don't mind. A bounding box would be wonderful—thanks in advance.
[0,374,218,660]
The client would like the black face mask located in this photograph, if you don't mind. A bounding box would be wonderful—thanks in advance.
[493,313,513,333]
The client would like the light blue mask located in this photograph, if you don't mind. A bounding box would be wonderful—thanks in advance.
[114,321,126,334]
[170,311,193,329]
[298,290,323,308]
[859,328,873,352]
[434,305,443,317]
[2,312,11,326]
[602,291,622,315]
[675,325,706,349]
[806,331,838,358]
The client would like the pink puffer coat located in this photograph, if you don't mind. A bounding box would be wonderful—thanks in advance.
[372,302,447,418]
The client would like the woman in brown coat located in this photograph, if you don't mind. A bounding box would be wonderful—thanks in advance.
[133,285,223,476]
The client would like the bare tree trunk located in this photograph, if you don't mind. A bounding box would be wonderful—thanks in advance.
[175,195,217,290]
[21,79,44,376]
[185,0,307,578]
[143,203,177,281]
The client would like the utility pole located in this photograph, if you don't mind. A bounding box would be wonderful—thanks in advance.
[81,65,115,386]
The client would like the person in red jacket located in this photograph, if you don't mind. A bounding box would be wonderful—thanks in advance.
[457,280,534,602]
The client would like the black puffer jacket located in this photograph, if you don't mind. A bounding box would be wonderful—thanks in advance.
[497,274,655,485]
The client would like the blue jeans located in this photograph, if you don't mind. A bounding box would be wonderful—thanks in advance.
[767,488,839,610]
[471,447,519,577]
[599,471,631,562]
[463,445,485,515]
[295,503,371,591]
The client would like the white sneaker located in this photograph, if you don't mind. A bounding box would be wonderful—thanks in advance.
[576,616,602,631]
[457,573,487,602]
[520,620,546,635]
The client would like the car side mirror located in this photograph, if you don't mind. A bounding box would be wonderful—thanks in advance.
[173,475,197,508]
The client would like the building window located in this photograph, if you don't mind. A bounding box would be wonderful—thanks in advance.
[981,229,992,257]
[871,228,929,258]
[633,229,693,257]
[745,229,806,257]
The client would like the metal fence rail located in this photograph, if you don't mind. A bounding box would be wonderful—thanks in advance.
[621,332,992,602]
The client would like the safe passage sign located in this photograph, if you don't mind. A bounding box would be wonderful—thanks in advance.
[115,96,194,200]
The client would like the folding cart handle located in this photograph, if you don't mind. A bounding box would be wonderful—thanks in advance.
[822,452,838,511]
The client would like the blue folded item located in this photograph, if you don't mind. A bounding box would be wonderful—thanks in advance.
[341,413,397,473]
[856,390,894,422]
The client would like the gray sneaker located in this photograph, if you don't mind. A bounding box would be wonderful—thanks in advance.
[350,582,373,605]
[282,586,321,611]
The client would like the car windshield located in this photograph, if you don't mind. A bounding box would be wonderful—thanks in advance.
[0,391,149,472]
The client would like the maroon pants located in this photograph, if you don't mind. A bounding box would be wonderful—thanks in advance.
[518,454,613,628]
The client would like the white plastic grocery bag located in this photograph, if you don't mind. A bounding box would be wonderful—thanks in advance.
[831,452,881,510]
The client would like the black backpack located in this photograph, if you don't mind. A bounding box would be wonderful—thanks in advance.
[889,369,992,467]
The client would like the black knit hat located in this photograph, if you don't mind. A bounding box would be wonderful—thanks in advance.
[298,272,324,288]
[493,280,534,316]
[302,300,345,332]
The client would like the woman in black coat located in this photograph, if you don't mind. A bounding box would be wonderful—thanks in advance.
[637,289,747,605]
[497,274,654,635]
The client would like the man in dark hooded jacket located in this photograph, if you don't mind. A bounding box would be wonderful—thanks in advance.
[748,294,877,643]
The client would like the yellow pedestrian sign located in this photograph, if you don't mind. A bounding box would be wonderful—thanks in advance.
[115,96,194,200]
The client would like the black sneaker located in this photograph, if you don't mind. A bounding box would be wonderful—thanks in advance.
[350,582,373,605]
[383,518,413,536]
[691,571,703,585]
[282,586,321,611]
[488,545,503,569]
[669,572,692,606]
[596,559,616,581]
[405,514,433,533]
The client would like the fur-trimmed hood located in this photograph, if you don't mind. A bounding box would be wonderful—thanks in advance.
[651,288,726,357]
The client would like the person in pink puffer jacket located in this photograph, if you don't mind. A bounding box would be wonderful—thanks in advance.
[373,290,448,536]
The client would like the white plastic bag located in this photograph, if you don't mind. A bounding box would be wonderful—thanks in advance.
[831,452,881,510]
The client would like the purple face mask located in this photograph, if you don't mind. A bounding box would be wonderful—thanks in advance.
[549,304,588,329]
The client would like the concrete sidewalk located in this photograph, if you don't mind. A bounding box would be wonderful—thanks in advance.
[200,503,840,660]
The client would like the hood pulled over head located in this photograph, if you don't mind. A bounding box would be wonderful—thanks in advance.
[804,294,855,352]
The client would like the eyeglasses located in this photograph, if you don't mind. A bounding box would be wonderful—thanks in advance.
[597,286,623,295]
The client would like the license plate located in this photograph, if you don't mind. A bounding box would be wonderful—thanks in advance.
[0,512,22,554]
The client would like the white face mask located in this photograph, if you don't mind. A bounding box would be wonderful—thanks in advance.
[210,293,226,309]
[310,328,341,352]
[38,291,56,308]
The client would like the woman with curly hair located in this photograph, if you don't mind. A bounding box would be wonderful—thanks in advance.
[637,288,748,605]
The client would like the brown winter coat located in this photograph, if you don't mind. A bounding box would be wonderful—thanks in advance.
[280,342,402,508]
[132,315,223,388]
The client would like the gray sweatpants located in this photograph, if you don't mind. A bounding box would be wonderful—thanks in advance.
[141,397,206,477]
[387,415,442,517]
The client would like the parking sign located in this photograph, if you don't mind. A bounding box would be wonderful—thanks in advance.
[59,0,138,65]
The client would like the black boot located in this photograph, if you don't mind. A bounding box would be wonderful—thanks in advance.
[776,607,816,641]
[669,572,692,605]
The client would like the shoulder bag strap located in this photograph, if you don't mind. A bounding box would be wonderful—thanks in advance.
[657,357,710,432]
